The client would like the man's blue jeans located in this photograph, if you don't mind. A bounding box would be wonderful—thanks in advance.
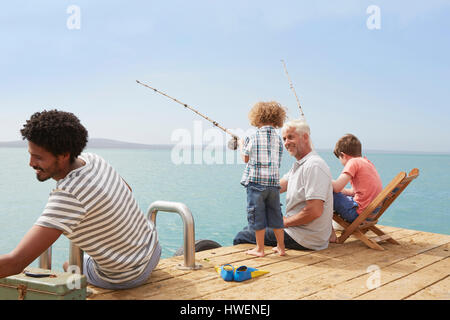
[233,226,310,250]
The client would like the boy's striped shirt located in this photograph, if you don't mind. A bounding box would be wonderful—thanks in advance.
[35,153,159,284]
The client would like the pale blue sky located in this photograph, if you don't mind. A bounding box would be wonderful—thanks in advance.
[1,1,449,152]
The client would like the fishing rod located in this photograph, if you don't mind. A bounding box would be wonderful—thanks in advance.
[136,80,240,149]
[280,59,305,118]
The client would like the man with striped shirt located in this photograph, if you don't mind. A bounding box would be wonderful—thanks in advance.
[0,110,161,289]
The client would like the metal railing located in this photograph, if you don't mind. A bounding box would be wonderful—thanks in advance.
[37,200,201,273]
[38,242,84,274]
[147,200,202,270]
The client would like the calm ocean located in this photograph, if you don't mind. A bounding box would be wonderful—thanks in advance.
[0,147,448,271]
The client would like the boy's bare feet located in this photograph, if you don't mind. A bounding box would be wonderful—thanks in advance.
[246,248,265,257]
[272,229,285,256]
[272,246,286,256]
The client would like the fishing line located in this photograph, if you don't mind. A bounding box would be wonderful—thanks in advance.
[136,80,239,149]
[281,59,305,118]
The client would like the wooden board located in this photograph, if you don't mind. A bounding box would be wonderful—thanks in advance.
[87,226,450,300]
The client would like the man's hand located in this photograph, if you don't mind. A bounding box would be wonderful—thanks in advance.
[0,226,62,278]
[280,178,288,194]
[283,199,324,227]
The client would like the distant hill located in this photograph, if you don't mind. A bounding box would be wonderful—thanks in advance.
[86,138,172,149]
[0,140,26,147]
[1,140,447,154]
[0,138,173,150]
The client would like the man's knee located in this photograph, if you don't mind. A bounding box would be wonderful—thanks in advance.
[233,229,255,245]
[233,232,246,245]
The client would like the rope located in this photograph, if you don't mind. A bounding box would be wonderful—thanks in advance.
[0,283,61,299]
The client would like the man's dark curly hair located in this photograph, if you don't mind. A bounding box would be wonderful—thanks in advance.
[20,109,88,163]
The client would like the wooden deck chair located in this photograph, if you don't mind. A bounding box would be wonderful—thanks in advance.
[333,168,419,250]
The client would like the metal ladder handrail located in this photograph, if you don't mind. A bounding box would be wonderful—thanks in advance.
[147,200,201,270]
[38,200,201,273]
[38,242,84,274]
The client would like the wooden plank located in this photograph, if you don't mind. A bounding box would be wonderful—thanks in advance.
[406,275,450,300]
[88,226,418,300]
[92,235,369,300]
[133,228,413,300]
[370,234,393,243]
[352,229,384,250]
[369,226,400,245]
[96,246,337,300]
[204,230,444,300]
[355,257,450,300]
[193,229,421,300]
[294,234,449,300]
[304,241,449,300]
[87,243,255,298]
[89,227,413,300]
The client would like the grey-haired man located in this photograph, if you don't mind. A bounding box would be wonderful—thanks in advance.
[233,119,333,251]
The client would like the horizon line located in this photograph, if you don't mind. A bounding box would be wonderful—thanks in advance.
[0,138,449,155]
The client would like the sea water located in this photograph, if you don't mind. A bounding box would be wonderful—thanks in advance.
[0,147,448,271]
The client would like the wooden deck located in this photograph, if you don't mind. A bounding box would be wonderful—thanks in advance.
[88,225,450,300]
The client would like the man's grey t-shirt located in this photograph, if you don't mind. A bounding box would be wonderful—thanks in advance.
[282,151,333,250]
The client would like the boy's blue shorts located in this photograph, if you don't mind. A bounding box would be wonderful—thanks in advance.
[333,192,359,223]
[246,182,284,231]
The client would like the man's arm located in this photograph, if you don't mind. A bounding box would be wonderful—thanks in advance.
[0,225,62,278]
[280,178,288,194]
[283,199,324,227]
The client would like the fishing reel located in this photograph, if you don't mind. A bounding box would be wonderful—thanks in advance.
[227,137,238,150]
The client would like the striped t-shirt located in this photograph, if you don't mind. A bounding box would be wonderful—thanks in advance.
[35,153,159,284]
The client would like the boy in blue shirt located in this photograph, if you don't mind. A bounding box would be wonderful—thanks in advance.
[239,101,287,257]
